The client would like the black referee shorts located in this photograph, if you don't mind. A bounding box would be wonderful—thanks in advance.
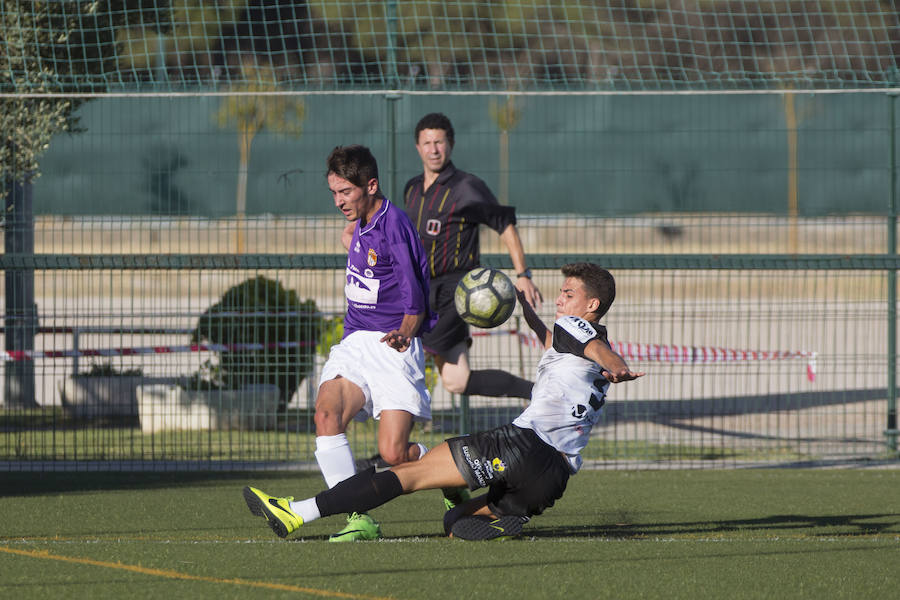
[447,423,571,518]
[422,272,470,357]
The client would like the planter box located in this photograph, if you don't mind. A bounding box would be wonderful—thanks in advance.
[58,376,178,419]
[136,384,280,433]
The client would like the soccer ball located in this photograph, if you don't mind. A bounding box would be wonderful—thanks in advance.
[454,267,517,329]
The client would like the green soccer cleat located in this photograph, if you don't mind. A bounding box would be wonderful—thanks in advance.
[441,486,471,511]
[243,486,303,539]
[328,512,382,542]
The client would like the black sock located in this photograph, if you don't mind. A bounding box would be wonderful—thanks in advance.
[315,468,403,517]
[463,369,533,399]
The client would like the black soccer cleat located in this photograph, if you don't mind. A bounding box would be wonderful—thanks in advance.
[449,515,528,541]
[354,453,390,471]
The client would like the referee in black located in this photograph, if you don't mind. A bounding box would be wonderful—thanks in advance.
[403,112,543,401]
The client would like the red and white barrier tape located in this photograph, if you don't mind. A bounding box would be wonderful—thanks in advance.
[1,341,314,362]
[3,331,817,382]
[473,329,817,382]
[607,341,817,382]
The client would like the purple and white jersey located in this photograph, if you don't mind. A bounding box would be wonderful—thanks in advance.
[343,198,433,338]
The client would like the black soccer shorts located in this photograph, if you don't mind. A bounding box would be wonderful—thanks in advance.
[422,271,470,357]
[447,423,571,518]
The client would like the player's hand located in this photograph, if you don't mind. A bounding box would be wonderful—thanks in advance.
[515,276,543,310]
[381,330,412,352]
[601,368,645,383]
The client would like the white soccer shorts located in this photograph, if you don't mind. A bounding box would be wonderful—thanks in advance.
[318,330,431,422]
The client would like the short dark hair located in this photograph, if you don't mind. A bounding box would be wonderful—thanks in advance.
[414,112,455,147]
[326,145,380,191]
[561,263,616,319]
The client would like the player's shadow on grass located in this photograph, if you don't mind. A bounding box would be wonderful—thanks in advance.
[436,387,887,442]
[527,512,900,538]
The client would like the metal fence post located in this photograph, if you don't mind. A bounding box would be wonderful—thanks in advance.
[386,93,401,203]
[459,394,471,435]
[72,329,80,377]
[3,173,37,408]
[386,0,399,88]
[887,92,898,453]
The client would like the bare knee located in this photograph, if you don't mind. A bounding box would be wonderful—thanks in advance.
[440,366,470,394]
[313,401,344,436]
[437,348,471,395]
[378,443,411,466]
[441,377,467,395]
[314,378,362,436]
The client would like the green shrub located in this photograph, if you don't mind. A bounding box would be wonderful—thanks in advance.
[191,276,321,412]
[316,314,343,358]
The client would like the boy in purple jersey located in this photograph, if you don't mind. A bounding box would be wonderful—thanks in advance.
[244,263,644,541]
[309,145,436,542]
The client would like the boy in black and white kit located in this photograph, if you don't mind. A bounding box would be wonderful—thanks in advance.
[244,263,644,540]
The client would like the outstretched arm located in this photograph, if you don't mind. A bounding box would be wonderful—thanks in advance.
[515,289,551,349]
[499,224,542,309]
[584,339,645,383]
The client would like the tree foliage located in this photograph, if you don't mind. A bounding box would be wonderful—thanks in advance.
[0,1,160,192]
[4,1,897,94]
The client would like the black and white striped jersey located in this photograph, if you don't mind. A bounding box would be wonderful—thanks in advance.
[513,316,611,473]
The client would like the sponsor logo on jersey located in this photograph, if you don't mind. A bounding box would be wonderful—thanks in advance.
[367,248,377,266]
[558,316,597,343]
[491,457,506,472]
[572,404,587,418]
[345,268,380,305]
[354,241,361,253]
[364,268,374,278]
[425,219,441,236]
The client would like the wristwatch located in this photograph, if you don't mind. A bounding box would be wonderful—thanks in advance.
[516,269,532,279]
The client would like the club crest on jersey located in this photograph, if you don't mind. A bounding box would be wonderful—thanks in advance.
[425,219,441,236]
[367,248,377,266]
[491,457,506,472]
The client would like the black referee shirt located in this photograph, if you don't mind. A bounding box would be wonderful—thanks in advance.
[403,162,517,278]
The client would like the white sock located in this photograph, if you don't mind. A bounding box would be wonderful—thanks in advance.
[289,497,321,523]
[415,442,428,460]
[314,433,356,488]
